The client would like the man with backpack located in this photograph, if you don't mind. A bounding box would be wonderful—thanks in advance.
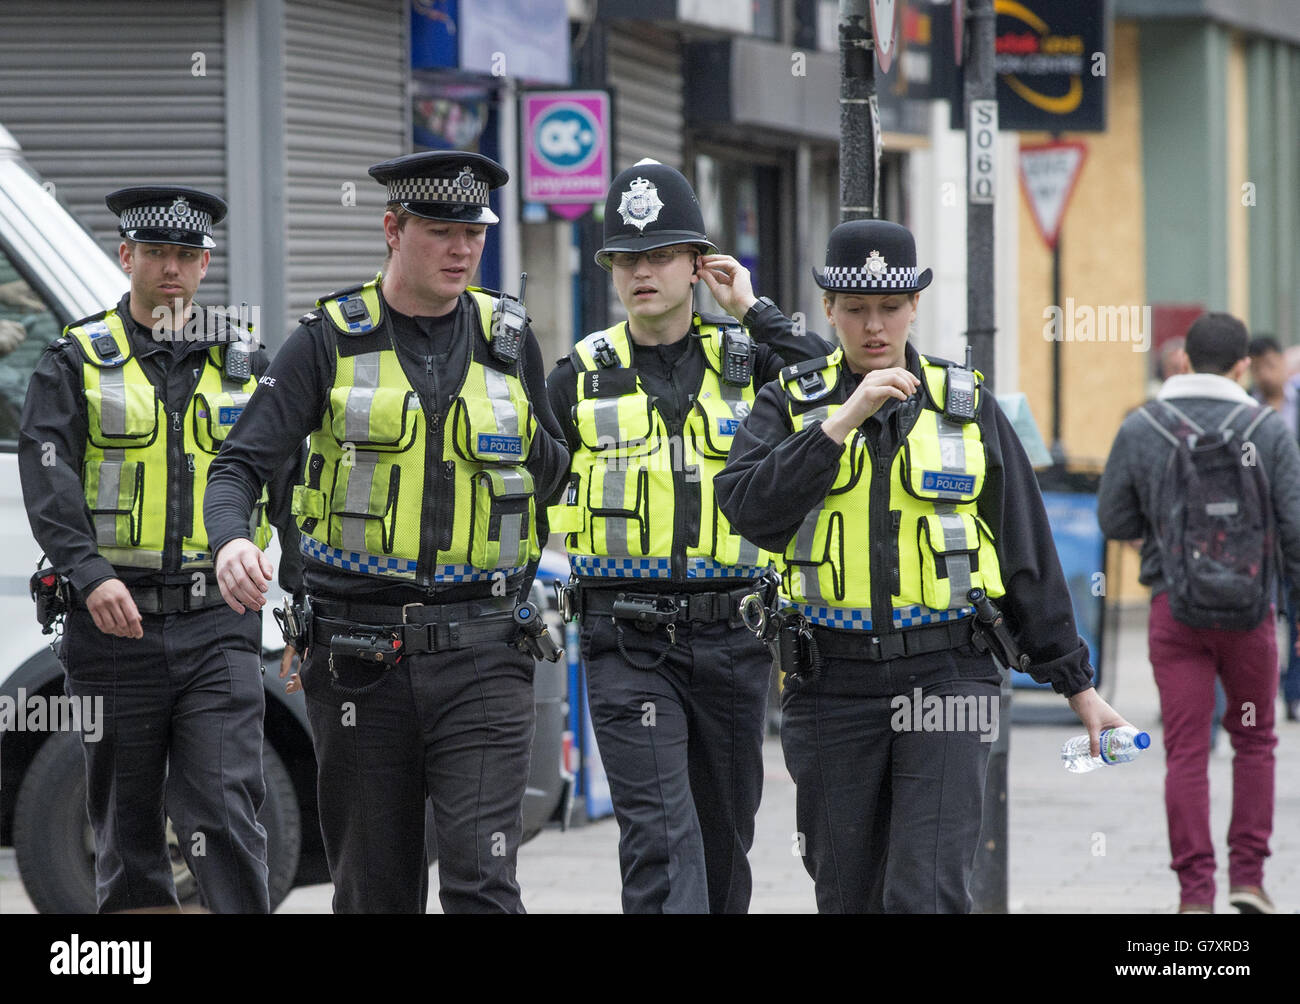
[1098,311,1300,914]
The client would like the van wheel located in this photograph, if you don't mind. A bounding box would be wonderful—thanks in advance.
[13,732,301,913]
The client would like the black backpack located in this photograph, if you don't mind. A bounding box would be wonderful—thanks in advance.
[1139,399,1275,630]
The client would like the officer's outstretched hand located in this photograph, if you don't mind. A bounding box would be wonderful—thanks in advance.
[697,254,757,320]
[85,579,143,639]
[1067,687,1131,758]
[215,538,274,614]
[820,367,921,444]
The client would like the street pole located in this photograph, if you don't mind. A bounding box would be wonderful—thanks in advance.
[962,0,1009,916]
[839,0,878,221]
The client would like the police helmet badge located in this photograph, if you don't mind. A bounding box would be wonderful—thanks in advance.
[171,197,191,218]
[456,166,475,189]
[866,250,887,278]
[617,176,664,231]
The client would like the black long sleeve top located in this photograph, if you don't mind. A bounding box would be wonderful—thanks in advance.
[203,288,569,607]
[714,311,1094,697]
[18,293,303,600]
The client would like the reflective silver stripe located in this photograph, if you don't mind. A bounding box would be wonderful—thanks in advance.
[791,508,824,603]
[341,451,379,554]
[497,512,523,566]
[94,450,125,546]
[99,546,164,570]
[496,468,530,495]
[718,378,743,403]
[799,405,833,428]
[98,366,128,439]
[936,414,967,474]
[344,353,381,443]
[593,398,622,447]
[483,367,519,437]
[736,535,761,567]
[601,464,628,555]
[938,514,972,607]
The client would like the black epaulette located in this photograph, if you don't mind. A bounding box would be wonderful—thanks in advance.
[780,354,837,402]
[63,308,110,333]
[298,310,320,326]
[696,310,736,328]
[316,279,369,305]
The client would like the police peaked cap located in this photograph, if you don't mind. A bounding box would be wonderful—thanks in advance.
[596,160,716,269]
[813,219,933,294]
[106,186,228,249]
[369,150,509,225]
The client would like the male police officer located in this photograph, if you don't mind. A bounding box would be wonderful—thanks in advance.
[204,152,569,914]
[18,186,301,913]
[545,161,821,913]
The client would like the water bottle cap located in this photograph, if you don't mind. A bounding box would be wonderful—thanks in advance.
[1134,731,1151,749]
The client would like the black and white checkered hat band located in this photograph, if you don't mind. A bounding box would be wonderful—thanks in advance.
[119,204,213,236]
[387,176,489,207]
[820,265,918,289]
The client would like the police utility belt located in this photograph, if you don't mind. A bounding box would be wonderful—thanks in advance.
[569,582,754,632]
[66,581,229,616]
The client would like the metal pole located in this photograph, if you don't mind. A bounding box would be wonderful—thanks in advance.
[839,0,878,221]
[1051,235,1065,464]
[574,21,609,338]
[963,0,1008,916]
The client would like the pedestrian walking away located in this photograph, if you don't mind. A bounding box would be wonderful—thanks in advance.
[1099,312,1300,914]
[18,186,303,913]
[715,218,1130,914]
[545,159,826,913]
[204,151,569,914]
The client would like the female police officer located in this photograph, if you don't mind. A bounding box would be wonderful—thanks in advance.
[204,152,568,913]
[715,219,1129,913]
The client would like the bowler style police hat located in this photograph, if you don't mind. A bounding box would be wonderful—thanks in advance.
[813,219,933,294]
[595,159,716,270]
[368,150,508,225]
[106,186,228,250]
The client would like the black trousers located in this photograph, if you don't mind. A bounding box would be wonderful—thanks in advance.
[300,622,535,914]
[581,613,770,914]
[780,639,1000,913]
[61,604,269,914]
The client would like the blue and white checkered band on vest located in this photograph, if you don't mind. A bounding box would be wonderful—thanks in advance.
[385,172,489,207]
[119,202,214,239]
[820,264,918,290]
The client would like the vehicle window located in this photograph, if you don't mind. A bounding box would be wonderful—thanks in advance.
[0,243,63,444]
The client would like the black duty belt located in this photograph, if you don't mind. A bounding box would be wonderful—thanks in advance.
[76,583,230,615]
[310,596,518,655]
[810,617,978,663]
[579,584,755,627]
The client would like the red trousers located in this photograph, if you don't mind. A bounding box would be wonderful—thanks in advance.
[1148,591,1278,907]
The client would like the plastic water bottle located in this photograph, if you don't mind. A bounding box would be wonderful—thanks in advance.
[1061,725,1151,773]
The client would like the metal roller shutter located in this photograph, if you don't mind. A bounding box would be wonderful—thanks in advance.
[283,0,406,319]
[0,1,229,305]
[607,25,683,170]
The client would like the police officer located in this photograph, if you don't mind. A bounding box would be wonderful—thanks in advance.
[545,161,822,913]
[204,152,569,914]
[18,186,302,913]
[715,219,1131,913]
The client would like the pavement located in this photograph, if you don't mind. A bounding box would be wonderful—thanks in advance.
[3,601,1297,914]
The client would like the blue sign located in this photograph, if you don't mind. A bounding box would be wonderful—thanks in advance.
[478,433,523,457]
[218,406,244,426]
[922,470,976,495]
[716,417,741,436]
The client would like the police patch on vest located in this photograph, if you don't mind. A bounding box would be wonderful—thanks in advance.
[583,368,637,399]
[717,417,741,436]
[922,471,976,495]
[218,406,244,425]
[477,433,523,457]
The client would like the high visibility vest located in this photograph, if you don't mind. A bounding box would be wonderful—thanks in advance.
[548,316,768,581]
[290,277,540,585]
[778,348,1005,631]
[69,308,272,572]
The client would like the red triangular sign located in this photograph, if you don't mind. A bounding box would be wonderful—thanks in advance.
[870,0,898,74]
[1018,142,1087,250]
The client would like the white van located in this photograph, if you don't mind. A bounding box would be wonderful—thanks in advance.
[0,126,572,912]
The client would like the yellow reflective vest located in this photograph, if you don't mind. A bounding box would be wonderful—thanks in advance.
[778,348,1005,630]
[548,316,769,581]
[291,277,540,585]
[69,308,271,572]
